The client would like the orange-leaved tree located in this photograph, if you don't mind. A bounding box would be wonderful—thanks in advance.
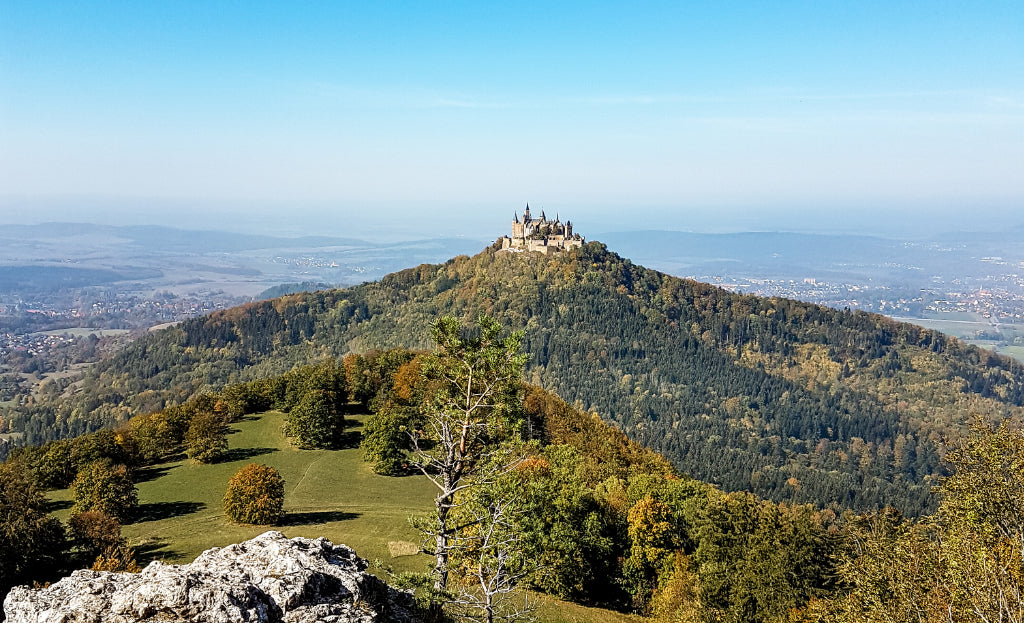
[223,463,285,525]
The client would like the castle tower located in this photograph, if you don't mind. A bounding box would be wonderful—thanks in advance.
[501,206,582,252]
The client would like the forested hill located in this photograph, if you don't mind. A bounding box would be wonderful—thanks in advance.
[12,242,1024,514]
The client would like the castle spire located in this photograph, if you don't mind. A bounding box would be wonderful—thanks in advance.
[514,212,519,224]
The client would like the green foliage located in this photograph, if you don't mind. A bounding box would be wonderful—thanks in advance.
[820,419,1024,622]
[411,314,529,613]
[448,463,538,623]
[344,349,419,410]
[285,389,342,449]
[220,378,276,418]
[361,401,416,474]
[650,553,703,623]
[223,462,285,525]
[516,445,620,602]
[684,492,838,623]
[127,411,178,463]
[824,508,943,622]
[280,359,348,449]
[186,410,229,463]
[936,418,1024,621]
[32,438,77,488]
[941,417,1024,545]
[623,495,677,612]
[359,355,427,474]
[0,458,67,596]
[71,459,139,522]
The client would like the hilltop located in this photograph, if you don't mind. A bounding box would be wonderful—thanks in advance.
[9,242,1024,514]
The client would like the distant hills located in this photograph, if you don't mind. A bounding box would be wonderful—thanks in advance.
[9,242,1024,515]
[0,222,488,294]
[597,228,1024,284]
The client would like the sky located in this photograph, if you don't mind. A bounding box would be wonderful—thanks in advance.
[1,1,1022,239]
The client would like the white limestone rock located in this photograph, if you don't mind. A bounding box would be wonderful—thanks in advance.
[3,531,413,623]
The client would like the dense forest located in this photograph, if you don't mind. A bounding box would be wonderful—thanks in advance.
[5,242,1024,515]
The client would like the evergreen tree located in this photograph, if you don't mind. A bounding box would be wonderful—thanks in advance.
[410,315,529,618]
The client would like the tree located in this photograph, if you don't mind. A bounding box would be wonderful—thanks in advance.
[223,463,285,525]
[284,359,347,449]
[361,357,426,474]
[514,445,619,602]
[186,410,229,463]
[0,459,67,597]
[650,552,703,623]
[409,315,529,614]
[361,400,416,474]
[286,389,342,449]
[449,480,535,623]
[819,418,1024,622]
[71,460,139,522]
[623,495,678,612]
[32,438,77,489]
[938,417,1024,621]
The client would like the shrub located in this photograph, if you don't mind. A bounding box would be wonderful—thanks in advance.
[223,463,285,525]
[68,510,122,560]
[91,544,141,573]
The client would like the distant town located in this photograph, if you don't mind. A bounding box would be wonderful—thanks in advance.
[711,273,1024,323]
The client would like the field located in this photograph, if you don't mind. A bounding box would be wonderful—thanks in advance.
[892,314,1024,364]
[50,411,435,571]
[36,328,132,338]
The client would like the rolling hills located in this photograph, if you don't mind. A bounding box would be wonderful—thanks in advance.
[11,241,1024,515]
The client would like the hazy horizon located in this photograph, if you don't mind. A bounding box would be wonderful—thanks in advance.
[2,3,1021,242]
[0,195,1022,243]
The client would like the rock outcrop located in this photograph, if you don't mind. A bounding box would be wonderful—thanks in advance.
[3,531,414,623]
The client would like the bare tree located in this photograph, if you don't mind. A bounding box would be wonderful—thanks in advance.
[408,315,529,619]
[449,489,536,623]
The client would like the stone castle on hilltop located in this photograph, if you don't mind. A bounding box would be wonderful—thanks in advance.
[499,205,584,254]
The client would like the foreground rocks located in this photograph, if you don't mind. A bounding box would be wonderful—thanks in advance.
[3,531,414,623]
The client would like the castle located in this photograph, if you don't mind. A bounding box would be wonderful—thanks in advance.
[499,205,584,254]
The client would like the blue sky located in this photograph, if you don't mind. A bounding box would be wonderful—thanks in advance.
[1,1,1021,238]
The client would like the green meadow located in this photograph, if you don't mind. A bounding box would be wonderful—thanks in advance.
[50,411,435,571]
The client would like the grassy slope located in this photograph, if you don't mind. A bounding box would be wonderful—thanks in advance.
[52,412,435,569]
